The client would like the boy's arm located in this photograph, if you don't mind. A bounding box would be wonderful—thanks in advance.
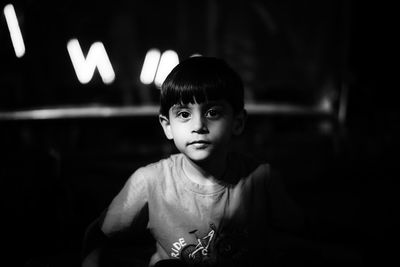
[265,170,362,265]
[101,167,149,234]
[265,169,320,264]
[81,213,107,267]
[82,206,154,267]
[82,168,153,267]
[267,169,305,233]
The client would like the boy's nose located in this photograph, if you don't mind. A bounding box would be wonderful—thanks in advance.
[191,115,208,134]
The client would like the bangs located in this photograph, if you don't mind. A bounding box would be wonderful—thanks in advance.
[161,77,227,115]
[159,57,244,116]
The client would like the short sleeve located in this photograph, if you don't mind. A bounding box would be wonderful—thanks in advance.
[101,167,150,236]
[250,162,272,189]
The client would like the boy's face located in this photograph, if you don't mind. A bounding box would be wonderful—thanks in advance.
[159,101,246,164]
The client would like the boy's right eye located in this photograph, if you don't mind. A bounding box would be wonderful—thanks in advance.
[177,111,191,119]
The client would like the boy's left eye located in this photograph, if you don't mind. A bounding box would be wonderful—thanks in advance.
[205,109,221,119]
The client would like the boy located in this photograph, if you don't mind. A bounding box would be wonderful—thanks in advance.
[82,57,304,267]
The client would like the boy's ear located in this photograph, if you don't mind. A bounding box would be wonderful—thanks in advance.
[159,115,174,140]
[232,109,247,136]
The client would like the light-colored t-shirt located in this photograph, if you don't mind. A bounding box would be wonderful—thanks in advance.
[101,153,273,266]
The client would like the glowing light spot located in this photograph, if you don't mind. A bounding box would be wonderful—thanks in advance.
[4,4,25,58]
[140,49,161,84]
[154,50,179,88]
[67,39,115,84]
[318,96,333,112]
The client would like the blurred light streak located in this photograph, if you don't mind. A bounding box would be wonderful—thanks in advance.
[4,4,25,58]
[67,39,115,84]
[251,2,277,35]
[0,106,159,120]
[140,49,161,84]
[338,82,348,125]
[0,104,334,121]
[154,50,179,88]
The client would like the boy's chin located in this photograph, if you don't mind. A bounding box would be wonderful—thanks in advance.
[184,153,211,163]
[183,149,227,166]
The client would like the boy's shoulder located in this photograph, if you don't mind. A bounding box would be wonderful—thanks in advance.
[228,152,268,171]
[133,153,183,178]
[226,152,270,183]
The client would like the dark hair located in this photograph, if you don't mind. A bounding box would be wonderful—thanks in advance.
[159,56,244,116]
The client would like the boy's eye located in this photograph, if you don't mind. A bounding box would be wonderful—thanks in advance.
[205,108,222,119]
[177,111,191,119]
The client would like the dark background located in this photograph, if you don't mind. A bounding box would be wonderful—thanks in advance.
[1,1,397,266]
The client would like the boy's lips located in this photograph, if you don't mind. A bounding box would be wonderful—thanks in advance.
[187,140,211,146]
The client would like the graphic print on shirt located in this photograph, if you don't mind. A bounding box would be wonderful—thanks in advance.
[172,223,250,265]
[179,223,216,264]
[170,237,188,258]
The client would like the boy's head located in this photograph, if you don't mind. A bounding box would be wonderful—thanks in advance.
[159,56,244,117]
[158,57,247,165]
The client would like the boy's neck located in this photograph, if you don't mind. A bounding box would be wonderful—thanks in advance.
[182,154,228,186]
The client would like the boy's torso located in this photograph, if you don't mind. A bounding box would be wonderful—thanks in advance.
[144,153,271,266]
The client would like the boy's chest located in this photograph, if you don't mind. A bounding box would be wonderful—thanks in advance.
[147,183,265,263]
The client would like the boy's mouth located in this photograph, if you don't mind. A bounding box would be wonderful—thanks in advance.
[187,140,211,148]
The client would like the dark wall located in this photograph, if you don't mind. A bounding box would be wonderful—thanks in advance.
[1,1,397,267]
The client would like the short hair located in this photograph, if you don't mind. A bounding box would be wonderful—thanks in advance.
[159,56,244,116]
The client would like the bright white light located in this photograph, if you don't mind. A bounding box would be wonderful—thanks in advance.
[140,49,161,84]
[4,4,25,58]
[91,42,115,84]
[67,39,115,84]
[154,50,179,88]
[318,96,333,112]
